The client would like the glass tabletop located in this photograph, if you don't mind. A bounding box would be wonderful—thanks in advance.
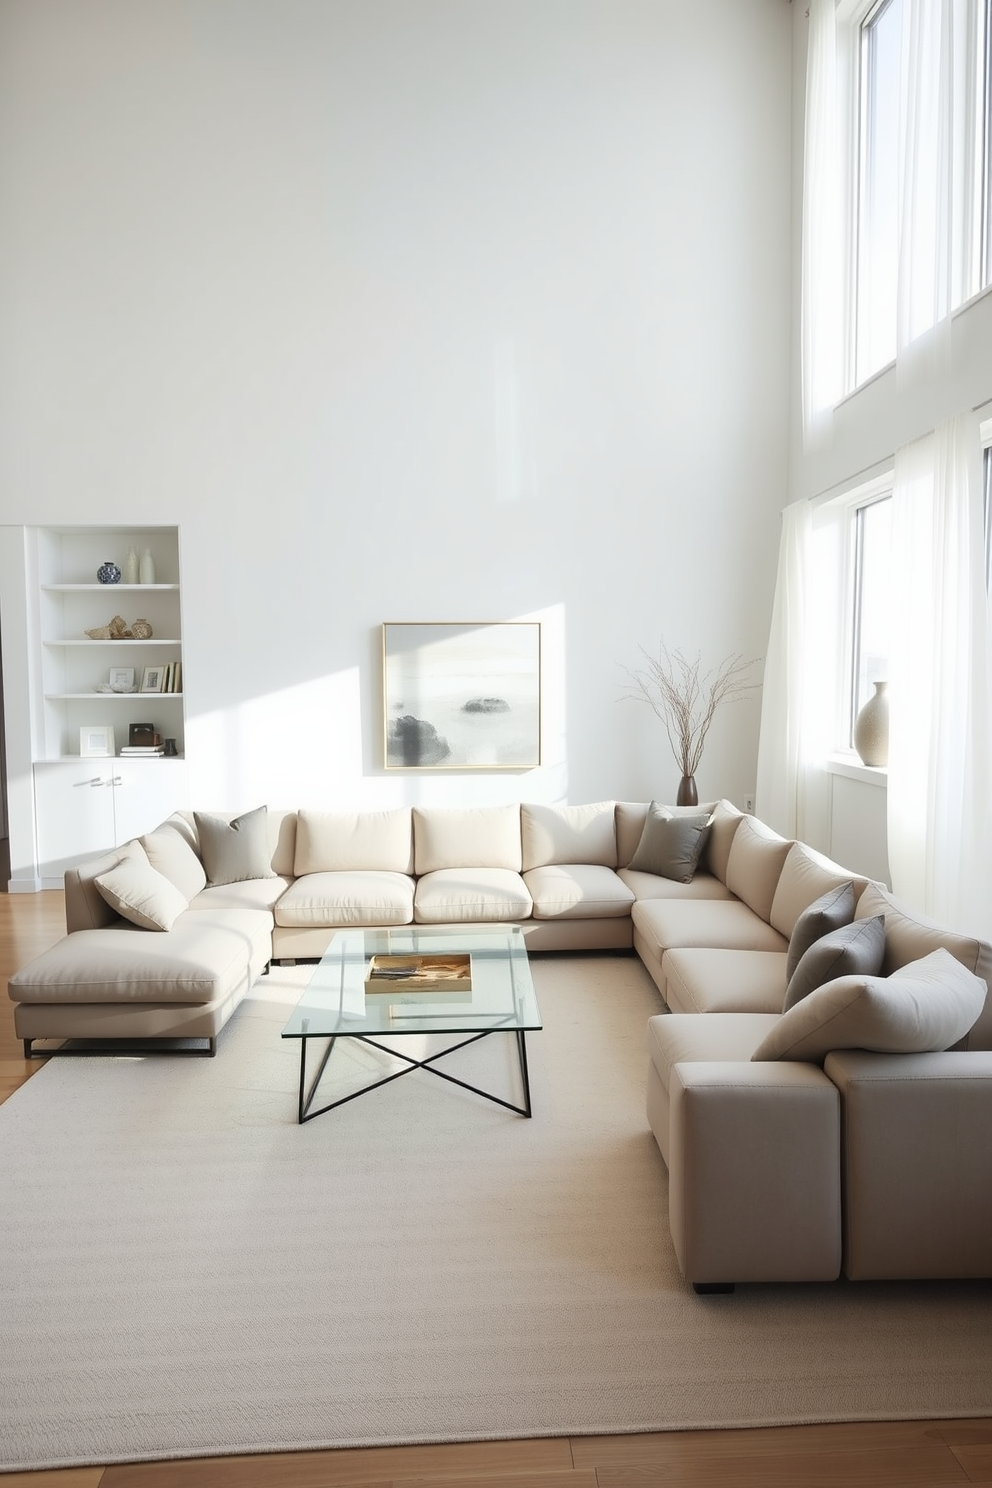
[281,925,542,1039]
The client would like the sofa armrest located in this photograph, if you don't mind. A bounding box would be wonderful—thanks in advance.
[825,1049,992,1280]
[669,1061,841,1286]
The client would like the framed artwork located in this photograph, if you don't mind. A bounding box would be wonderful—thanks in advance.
[108,667,135,692]
[140,664,165,693]
[79,724,115,758]
[382,622,541,770]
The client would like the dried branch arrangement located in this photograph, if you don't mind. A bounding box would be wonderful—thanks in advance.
[620,643,762,779]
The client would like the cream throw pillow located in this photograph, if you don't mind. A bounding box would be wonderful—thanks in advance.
[752,948,986,1063]
[95,852,189,931]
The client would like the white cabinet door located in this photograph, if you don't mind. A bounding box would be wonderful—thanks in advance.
[33,757,190,883]
[111,758,189,844]
[34,761,117,881]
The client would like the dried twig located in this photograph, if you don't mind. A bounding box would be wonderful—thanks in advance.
[619,643,761,778]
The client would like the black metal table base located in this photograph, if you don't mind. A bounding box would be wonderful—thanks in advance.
[297,1028,532,1123]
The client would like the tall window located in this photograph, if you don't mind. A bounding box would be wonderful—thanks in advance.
[850,495,893,739]
[855,0,904,385]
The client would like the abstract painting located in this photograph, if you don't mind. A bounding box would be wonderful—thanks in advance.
[382,622,541,769]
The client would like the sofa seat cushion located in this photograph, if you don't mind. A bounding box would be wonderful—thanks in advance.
[188,876,292,916]
[647,1011,781,1095]
[618,868,734,902]
[523,864,634,920]
[632,898,788,959]
[414,868,532,923]
[663,948,788,1015]
[275,871,415,927]
[7,908,271,1006]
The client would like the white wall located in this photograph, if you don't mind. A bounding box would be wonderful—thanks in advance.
[0,0,793,828]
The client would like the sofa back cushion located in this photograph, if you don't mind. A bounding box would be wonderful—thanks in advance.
[752,949,987,1063]
[413,805,522,873]
[294,808,414,875]
[64,843,139,932]
[856,881,992,1049]
[704,799,745,883]
[724,815,792,924]
[141,824,208,901]
[770,842,863,940]
[521,801,617,870]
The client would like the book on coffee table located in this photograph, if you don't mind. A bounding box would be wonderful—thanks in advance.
[364,953,472,997]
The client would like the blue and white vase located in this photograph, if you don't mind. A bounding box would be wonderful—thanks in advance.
[97,560,121,584]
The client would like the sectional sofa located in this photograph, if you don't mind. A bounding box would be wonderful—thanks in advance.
[8,797,992,1290]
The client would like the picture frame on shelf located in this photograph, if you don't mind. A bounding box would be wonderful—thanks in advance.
[79,724,115,758]
[140,664,165,694]
[108,667,136,693]
[382,621,542,770]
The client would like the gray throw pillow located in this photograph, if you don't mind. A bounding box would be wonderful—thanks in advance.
[786,881,856,983]
[783,914,886,1011]
[628,802,713,883]
[193,805,276,886]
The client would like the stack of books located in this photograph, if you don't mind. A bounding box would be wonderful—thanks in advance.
[161,661,182,693]
[120,744,164,757]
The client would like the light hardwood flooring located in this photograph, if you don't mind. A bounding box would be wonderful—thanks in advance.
[1,891,990,1488]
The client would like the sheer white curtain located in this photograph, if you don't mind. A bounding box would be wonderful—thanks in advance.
[896,0,958,381]
[887,412,992,936]
[801,0,845,440]
[755,501,813,838]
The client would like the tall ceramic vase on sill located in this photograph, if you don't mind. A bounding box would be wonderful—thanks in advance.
[676,774,698,807]
[854,680,889,767]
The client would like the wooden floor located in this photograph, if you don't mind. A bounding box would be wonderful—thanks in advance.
[1,891,990,1488]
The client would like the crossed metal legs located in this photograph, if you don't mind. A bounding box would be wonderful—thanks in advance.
[296,1027,532,1124]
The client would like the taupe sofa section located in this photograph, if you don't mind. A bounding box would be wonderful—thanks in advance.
[641,816,992,1290]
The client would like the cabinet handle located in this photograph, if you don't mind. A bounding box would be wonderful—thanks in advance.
[110,776,122,786]
[77,777,107,788]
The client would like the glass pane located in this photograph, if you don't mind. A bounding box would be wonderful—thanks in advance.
[856,0,904,384]
[852,497,893,734]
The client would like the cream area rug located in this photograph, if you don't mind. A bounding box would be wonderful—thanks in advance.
[2,953,992,1471]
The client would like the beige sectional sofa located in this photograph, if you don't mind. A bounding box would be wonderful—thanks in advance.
[9,796,992,1292]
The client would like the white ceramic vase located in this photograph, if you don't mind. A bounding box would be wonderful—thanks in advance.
[138,547,156,584]
[854,680,889,767]
[122,546,139,584]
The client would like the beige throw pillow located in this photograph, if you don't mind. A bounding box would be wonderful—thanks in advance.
[783,912,884,1011]
[94,854,189,931]
[627,802,713,883]
[194,806,276,886]
[752,948,986,1063]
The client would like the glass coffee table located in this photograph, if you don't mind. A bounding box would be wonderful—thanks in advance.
[281,926,542,1123]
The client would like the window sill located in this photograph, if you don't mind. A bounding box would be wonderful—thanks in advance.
[826,753,888,787]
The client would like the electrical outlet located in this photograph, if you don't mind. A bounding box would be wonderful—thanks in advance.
[744,794,755,813]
